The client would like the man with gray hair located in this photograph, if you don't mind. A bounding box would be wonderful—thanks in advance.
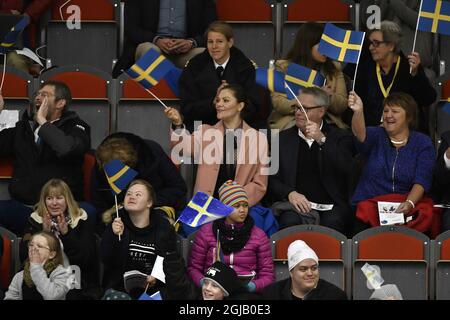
[268,87,356,236]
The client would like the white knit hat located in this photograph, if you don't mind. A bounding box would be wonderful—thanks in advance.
[287,240,319,271]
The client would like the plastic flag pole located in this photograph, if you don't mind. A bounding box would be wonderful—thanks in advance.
[410,0,424,74]
[115,194,121,241]
[145,88,169,109]
[352,31,366,92]
[123,72,169,109]
[284,82,310,123]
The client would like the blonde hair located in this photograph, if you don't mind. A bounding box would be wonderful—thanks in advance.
[35,179,82,221]
[31,231,64,265]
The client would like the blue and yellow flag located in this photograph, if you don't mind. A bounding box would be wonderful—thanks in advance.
[318,23,365,64]
[125,48,175,90]
[103,160,138,195]
[164,67,182,96]
[443,98,450,115]
[285,63,326,99]
[0,16,30,54]
[255,67,286,95]
[418,0,450,36]
[178,192,234,228]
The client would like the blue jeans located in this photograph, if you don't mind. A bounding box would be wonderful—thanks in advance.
[0,199,97,236]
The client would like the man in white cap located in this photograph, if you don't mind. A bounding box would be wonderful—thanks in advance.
[261,240,347,300]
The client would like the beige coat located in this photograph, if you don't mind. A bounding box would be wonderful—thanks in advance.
[268,60,348,130]
[170,121,268,206]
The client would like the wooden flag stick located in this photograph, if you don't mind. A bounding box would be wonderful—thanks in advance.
[410,0,424,74]
[0,54,6,92]
[115,194,121,241]
[284,82,310,123]
[352,31,366,92]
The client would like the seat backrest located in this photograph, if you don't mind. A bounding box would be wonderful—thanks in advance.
[0,157,13,178]
[353,226,429,260]
[82,152,96,202]
[216,0,271,22]
[435,230,450,261]
[0,66,34,112]
[117,73,177,153]
[0,226,19,290]
[270,225,346,260]
[352,226,430,300]
[51,0,118,21]
[287,0,350,22]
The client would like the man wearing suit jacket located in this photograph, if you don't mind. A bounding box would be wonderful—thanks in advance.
[268,87,356,236]
[112,0,216,77]
[434,131,450,232]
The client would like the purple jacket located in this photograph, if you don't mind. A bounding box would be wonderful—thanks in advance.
[188,222,275,292]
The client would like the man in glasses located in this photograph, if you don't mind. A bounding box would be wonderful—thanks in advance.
[0,80,90,236]
[262,240,347,300]
[268,87,356,236]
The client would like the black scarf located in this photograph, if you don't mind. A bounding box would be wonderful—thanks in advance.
[212,216,254,255]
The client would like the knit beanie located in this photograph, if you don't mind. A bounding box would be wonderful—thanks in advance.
[218,180,248,207]
[201,261,241,297]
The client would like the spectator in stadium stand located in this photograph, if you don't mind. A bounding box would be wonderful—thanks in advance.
[20,179,101,300]
[101,179,177,300]
[187,181,275,294]
[261,240,347,300]
[91,132,187,233]
[349,91,437,235]
[268,22,348,131]
[4,231,70,300]
[164,84,268,215]
[349,20,436,130]
[0,81,91,236]
[178,21,262,131]
[112,0,216,77]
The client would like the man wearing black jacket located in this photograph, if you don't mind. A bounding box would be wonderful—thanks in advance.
[112,0,216,77]
[268,87,356,236]
[0,80,91,235]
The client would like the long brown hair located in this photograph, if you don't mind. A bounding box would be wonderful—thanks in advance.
[286,22,339,78]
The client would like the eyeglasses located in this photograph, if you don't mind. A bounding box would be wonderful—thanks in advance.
[368,40,388,47]
[297,265,319,273]
[34,91,55,98]
[28,242,50,250]
[295,105,323,113]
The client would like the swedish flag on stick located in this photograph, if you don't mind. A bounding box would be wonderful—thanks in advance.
[104,160,138,195]
[285,63,325,99]
[318,23,365,64]
[178,192,234,227]
[125,48,175,90]
[418,0,450,36]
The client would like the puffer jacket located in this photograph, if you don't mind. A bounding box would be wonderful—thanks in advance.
[187,221,274,292]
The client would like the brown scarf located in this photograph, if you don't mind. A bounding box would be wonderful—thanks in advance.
[23,259,60,288]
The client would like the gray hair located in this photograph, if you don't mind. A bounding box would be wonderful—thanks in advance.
[300,86,330,108]
[373,20,403,54]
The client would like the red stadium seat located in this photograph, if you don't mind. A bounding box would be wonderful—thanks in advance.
[352,226,430,299]
[434,231,450,299]
[0,226,19,290]
[270,225,349,293]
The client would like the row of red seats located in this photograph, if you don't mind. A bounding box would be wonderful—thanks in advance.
[49,0,350,23]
